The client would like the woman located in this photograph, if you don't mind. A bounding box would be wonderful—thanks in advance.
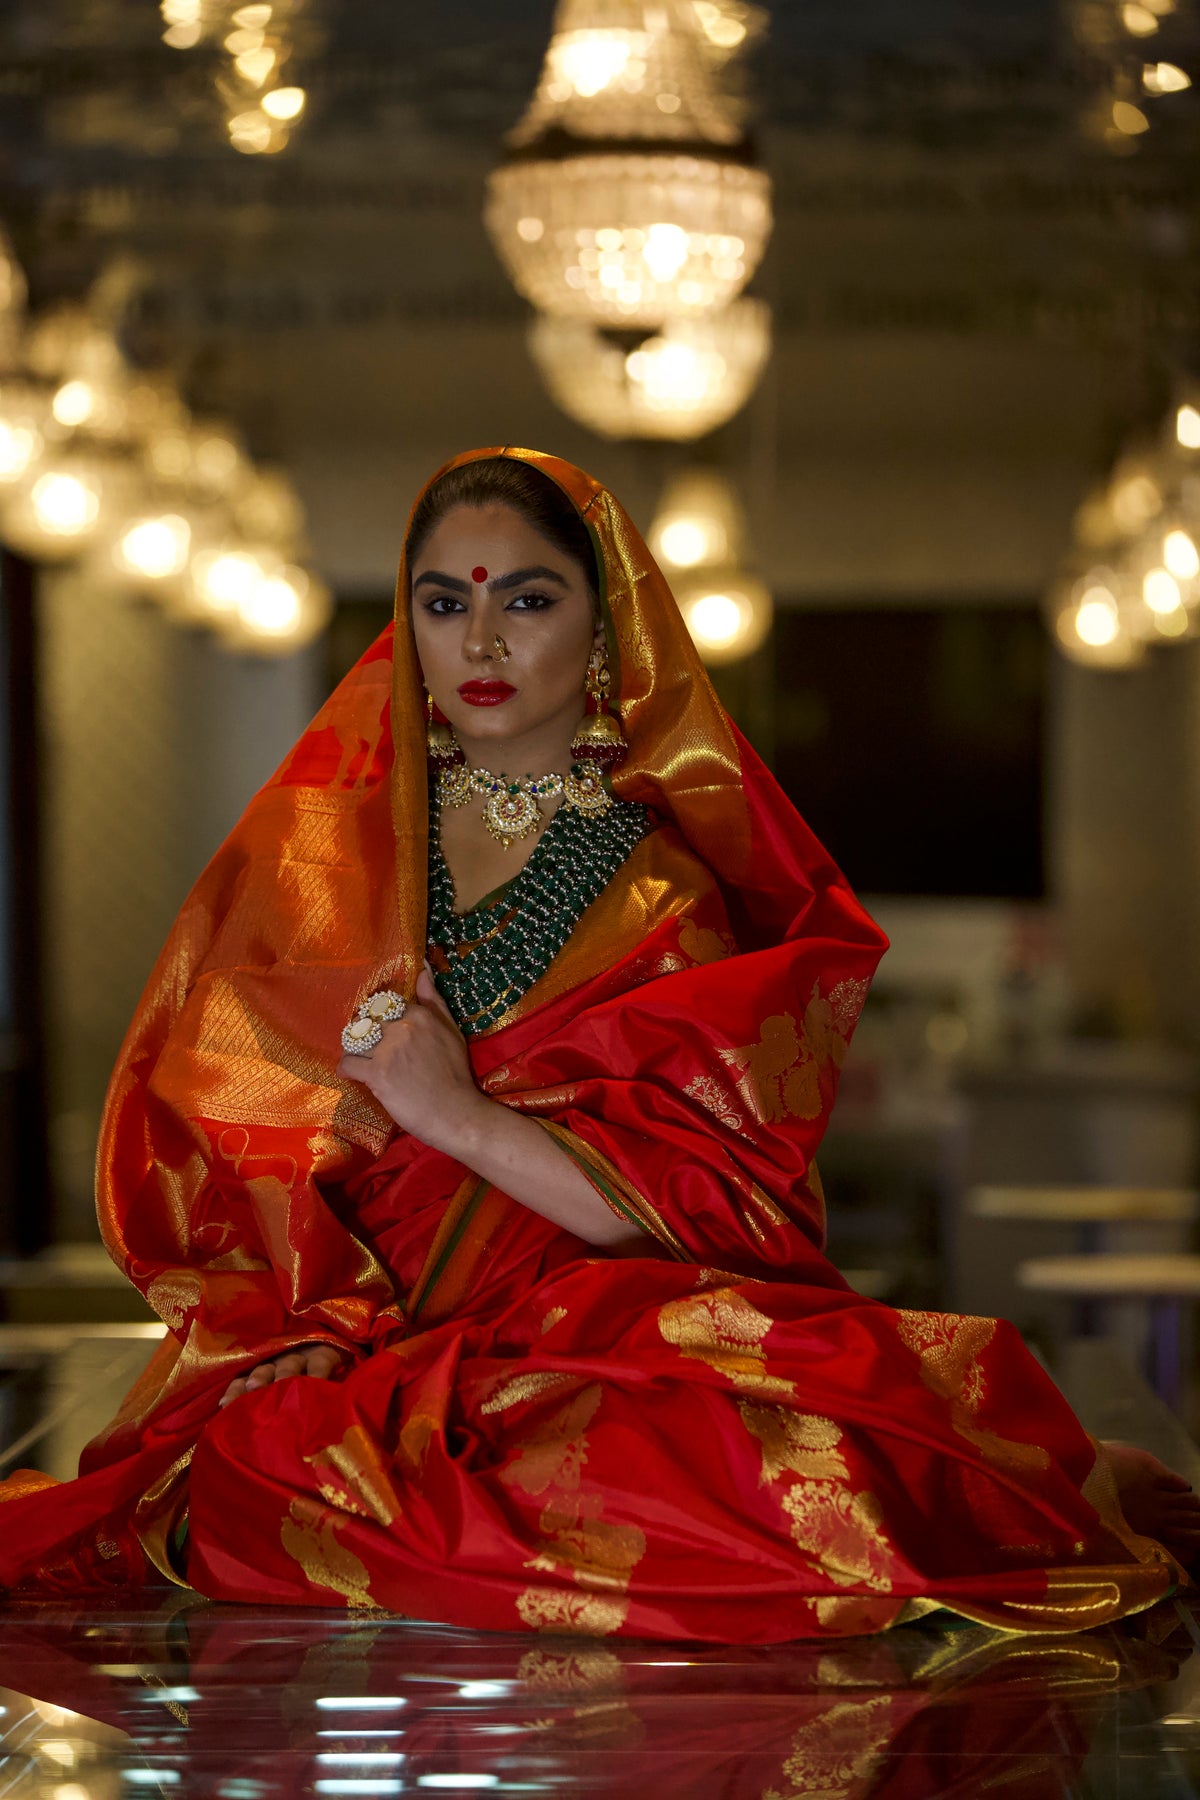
[1,446,1195,1636]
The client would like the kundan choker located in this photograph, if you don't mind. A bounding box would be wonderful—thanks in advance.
[437,760,611,848]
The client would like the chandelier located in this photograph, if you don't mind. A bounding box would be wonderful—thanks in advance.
[650,466,772,663]
[1066,0,1195,150]
[0,269,329,655]
[485,0,772,331]
[1050,391,1200,666]
[528,297,769,440]
[159,0,313,155]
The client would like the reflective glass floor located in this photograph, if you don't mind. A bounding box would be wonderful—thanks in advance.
[3,1596,1200,1798]
[4,1323,1200,1797]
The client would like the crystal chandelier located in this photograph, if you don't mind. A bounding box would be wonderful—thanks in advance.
[528,297,769,440]
[1050,389,1200,665]
[0,269,330,654]
[485,0,772,331]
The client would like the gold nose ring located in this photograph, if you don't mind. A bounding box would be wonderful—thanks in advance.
[493,634,511,662]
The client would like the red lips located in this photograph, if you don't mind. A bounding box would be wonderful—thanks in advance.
[458,680,517,706]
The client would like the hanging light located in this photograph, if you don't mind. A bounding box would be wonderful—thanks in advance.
[1,453,122,560]
[1050,567,1145,668]
[113,510,194,584]
[1177,403,1200,450]
[674,565,771,663]
[485,0,772,331]
[220,563,332,653]
[649,466,744,569]
[529,298,769,439]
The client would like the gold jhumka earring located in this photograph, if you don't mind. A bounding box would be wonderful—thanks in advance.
[570,646,627,771]
[425,689,464,771]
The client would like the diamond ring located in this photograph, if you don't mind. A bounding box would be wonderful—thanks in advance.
[341,989,406,1055]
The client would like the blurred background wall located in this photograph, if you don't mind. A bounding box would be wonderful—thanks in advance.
[0,0,1199,1304]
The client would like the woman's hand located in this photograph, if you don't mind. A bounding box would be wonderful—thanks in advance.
[218,1342,344,1409]
[337,966,492,1159]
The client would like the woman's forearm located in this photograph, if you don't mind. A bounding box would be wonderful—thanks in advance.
[442,1098,644,1250]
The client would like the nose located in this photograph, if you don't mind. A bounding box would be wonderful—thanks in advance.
[462,601,503,664]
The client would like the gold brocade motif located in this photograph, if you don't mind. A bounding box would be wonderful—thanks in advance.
[657,1289,794,1398]
[303,1424,401,1526]
[896,1310,1052,1474]
[717,983,852,1127]
[763,1696,899,1800]
[541,1307,568,1333]
[145,1271,203,1331]
[683,1072,744,1131]
[515,1589,629,1635]
[280,1494,380,1611]
[481,1370,582,1415]
[504,1380,645,1633]
[739,1402,897,1594]
[739,1403,848,1484]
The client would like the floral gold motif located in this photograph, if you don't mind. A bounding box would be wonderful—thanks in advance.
[303,1424,401,1527]
[657,1289,794,1398]
[280,1494,379,1611]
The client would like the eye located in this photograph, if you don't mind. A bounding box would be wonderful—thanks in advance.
[423,594,467,615]
[505,589,558,612]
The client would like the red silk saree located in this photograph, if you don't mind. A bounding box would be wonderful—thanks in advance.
[0,448,1179,1637]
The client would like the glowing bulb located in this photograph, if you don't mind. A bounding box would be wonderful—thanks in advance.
[1177,404,1200,449]
[261,85,306,119]
[228,111,276,153]
[0,419,40,481]
[1164,529,1199,580]
[163,20,202,46]
[1143,61,1191,93]
[1122,3,1160,33]
[550,31,634,97]
[1075,595,1120,645]
[233,2,273,22]
[117,514,191,580]
[161,0,201,21]
[224,26,264,52]
[1155,606,1189,636]
[1144,567,1183,613]
[1111,472,1161,531]
[52,379,97,427]
[239,572,303,635]
[659,519,714,567]
[693,3,747,49]
[31,471,100,537]
[195,549,263,611]
[642,222,691,283]
[516,216,544,242]
[1112,100,1151,133]
[235,46,277,84]
[686,589,744,648]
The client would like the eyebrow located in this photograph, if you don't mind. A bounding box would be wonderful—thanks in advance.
[489,565,569,592]
[411,564,571,596]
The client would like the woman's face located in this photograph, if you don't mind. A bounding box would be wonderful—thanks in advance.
[410,502,600,760]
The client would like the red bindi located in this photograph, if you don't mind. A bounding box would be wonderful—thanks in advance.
[471,565,488,584]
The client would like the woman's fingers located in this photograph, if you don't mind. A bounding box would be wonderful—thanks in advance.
[217,1344,344,1408]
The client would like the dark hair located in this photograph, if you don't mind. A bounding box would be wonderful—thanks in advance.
[406,457,600,599]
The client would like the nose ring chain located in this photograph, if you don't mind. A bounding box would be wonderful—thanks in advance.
[492,634,511,662]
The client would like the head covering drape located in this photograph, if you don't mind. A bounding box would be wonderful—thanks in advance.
[80,448,884,1510]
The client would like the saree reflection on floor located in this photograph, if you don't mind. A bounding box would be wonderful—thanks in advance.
[0,1595,1189,1800]
[0,447,1184,1636]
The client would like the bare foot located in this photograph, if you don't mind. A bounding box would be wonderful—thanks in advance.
[1105,1441,1200,1566]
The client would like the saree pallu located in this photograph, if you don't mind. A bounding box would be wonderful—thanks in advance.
[0,824,1177,1636]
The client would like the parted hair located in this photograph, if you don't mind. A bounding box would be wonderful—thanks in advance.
[405,457,600,598]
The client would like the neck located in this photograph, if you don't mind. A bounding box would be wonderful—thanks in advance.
[456,719,577,777]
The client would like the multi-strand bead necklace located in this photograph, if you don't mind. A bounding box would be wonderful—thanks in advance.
[426,787,649,1034]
